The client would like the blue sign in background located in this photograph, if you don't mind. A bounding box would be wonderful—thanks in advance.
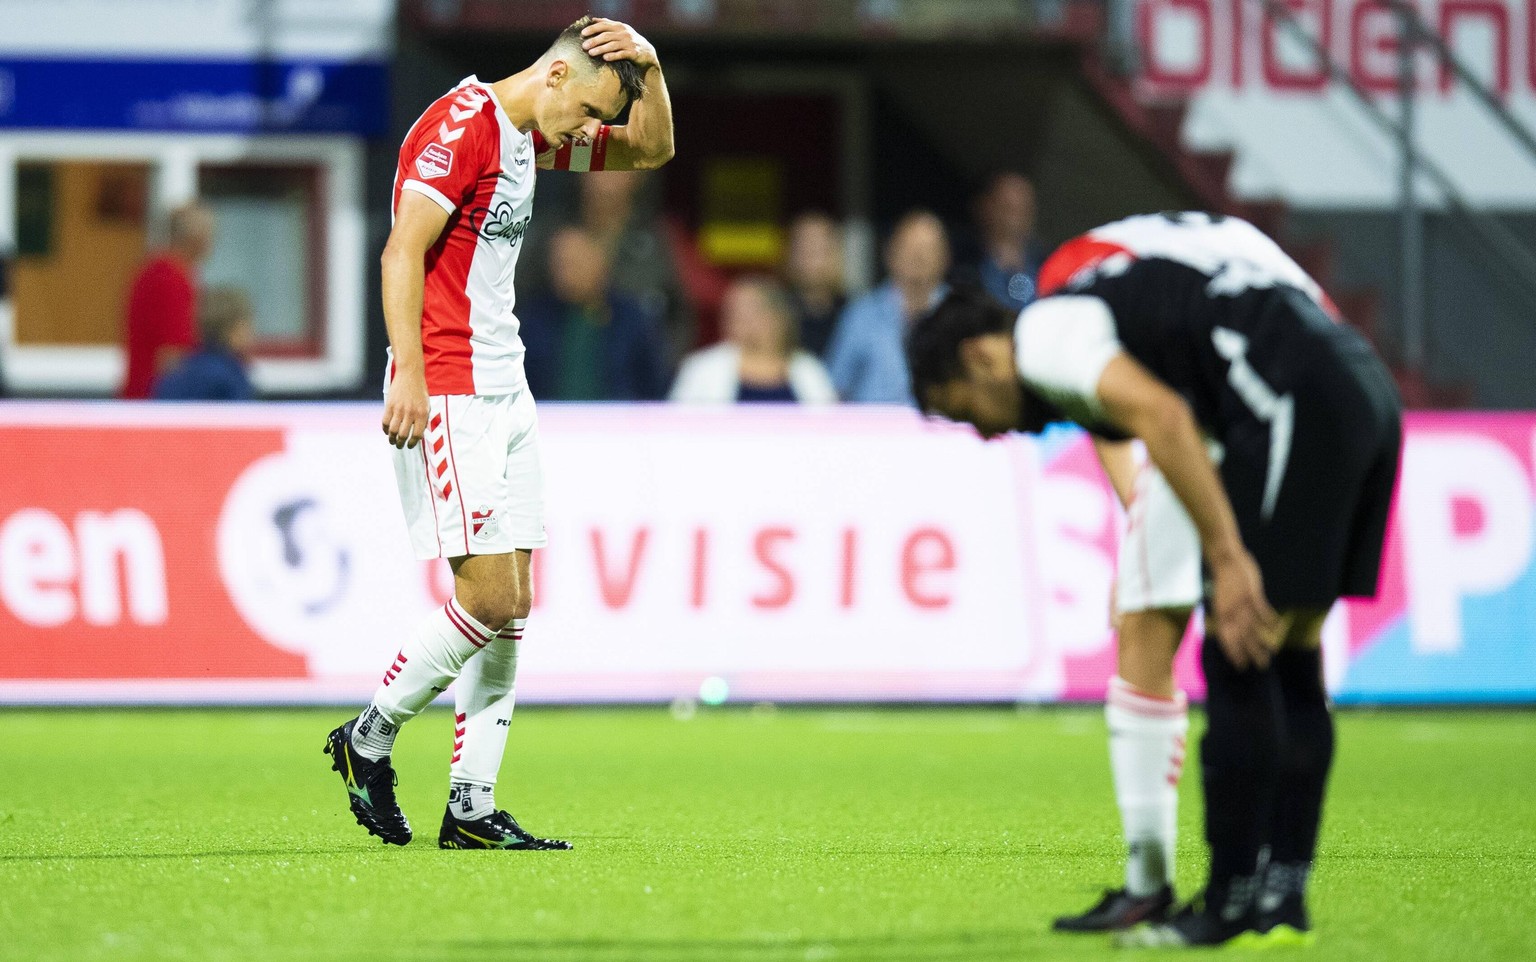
[0,58,389,135]
[1338,560,1536,704]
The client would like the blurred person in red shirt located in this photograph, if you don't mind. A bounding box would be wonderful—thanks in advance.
[121,202,215,399]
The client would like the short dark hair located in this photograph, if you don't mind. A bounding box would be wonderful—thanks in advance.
[905,286,1015,414]
[553,16,648,104]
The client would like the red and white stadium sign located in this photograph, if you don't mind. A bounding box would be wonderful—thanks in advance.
[1136,0,1536,205]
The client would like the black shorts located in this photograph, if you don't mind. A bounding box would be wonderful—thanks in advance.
[1216,291,1403,609]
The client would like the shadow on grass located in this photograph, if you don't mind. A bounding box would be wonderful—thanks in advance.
[427,933,1043,962]
[0,835,633,863]
[0,845,378,862]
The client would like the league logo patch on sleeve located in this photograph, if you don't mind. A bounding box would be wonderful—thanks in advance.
[415,143,454,180]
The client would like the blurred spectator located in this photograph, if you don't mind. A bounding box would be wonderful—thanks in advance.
[153,286,256,401]
[825,210,950,405]
[579,170,695,365]
[781,211,847,358]
[0,260,7,397]
[519,226,669,402]
[670,276,837,405]
[957,171,1043,313]
[122,202,214,399]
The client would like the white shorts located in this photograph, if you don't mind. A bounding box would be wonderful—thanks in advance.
[391,390,548,560]
[1116,462,1202,614]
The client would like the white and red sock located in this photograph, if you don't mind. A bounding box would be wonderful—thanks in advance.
[447,781,496,822]
[350,598,495,761]
[1106,675,1189,897]
[447,618,523,819]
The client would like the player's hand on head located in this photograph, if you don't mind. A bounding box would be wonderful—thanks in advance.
[580,18,658,69]
[1209,548,1280,670]
[383,376,430,450]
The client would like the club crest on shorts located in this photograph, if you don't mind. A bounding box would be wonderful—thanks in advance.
[416,143,453,180]
[471,507,498,540]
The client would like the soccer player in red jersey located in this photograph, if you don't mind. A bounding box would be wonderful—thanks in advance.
[325,15,674,850]
[1043,438,1199,933]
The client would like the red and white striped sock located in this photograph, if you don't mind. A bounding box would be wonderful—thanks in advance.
[1106,675,1189,897]
[447,618,523,818]
[351,598,494,761]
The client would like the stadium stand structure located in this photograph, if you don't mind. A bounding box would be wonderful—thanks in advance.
[1056,2,1471,408]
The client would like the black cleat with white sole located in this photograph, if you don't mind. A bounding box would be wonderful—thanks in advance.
[1113,900,1258,949]
[1112,876,1269,949]
[323,719,412,846]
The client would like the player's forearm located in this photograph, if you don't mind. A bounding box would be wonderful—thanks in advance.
[626,64,675,168]
[1133,399,1246,565]
[380,246,427,378]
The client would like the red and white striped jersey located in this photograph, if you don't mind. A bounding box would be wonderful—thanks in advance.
[391,76,610,396]
[1037,212,1329,309]
[1019,212,1341,440]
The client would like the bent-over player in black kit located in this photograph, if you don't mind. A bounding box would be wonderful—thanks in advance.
[906,212,1402,948]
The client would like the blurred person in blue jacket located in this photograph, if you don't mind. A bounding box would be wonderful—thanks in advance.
[519,225,669,401]
[152,286,256,401]
[955,171,1043,314]
[825,210,950,404]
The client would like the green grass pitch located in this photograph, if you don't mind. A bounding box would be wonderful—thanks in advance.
[1,707,1532,961]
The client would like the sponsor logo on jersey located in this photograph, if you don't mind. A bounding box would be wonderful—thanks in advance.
[471,200,532,245]
[415,142,453,180]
